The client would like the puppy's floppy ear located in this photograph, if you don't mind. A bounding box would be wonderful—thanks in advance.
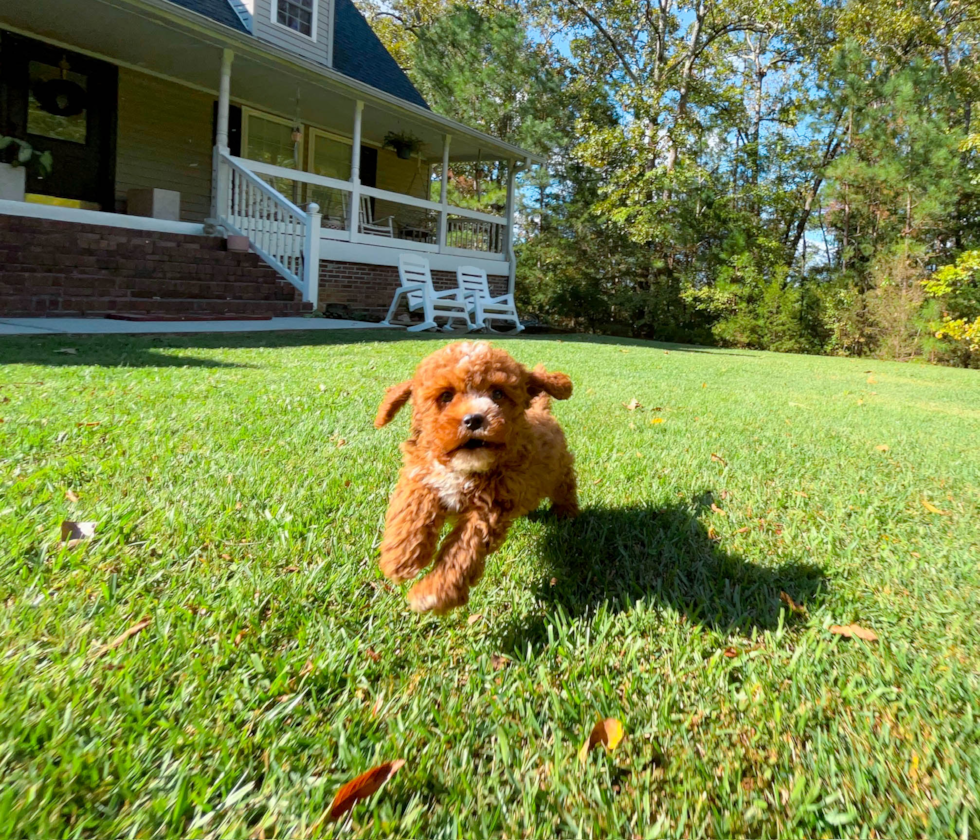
[375,380,413,428]
[527,364,573,401]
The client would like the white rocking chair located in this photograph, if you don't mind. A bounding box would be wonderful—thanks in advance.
[456,265,524,333]
[359,196,396,237]
[382,254,474,332]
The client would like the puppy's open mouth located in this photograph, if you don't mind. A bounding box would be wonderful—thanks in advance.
[454,438,502,452]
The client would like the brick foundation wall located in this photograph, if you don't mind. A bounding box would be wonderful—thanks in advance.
[318,260,508,320]
[0,214,308,318]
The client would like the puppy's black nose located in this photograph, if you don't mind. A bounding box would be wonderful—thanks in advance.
[463,413,485,431]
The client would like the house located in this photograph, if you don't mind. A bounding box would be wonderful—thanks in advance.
[0,0,543,320]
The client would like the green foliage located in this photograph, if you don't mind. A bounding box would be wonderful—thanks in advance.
[0,135,53,177]
[362,0,980,364]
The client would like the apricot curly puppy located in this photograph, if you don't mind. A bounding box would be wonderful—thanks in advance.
[374,341,578,614]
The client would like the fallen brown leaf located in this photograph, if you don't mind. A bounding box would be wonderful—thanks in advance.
[299,659,315,678]
[736,526,750,534]
[91,617,152,659]
[650,417,665,425]
[780,592,807,616]
[710,453,727,466]
[875,444,889,452]
[76,421,101,428]
[329,760,406,821]
[623,398,642,411]
[579,718,625,764]
[365,648,381,663]
[830,624,878,642]
[336,438,347,448]
[467,613,484,626]
[867,376,877,384]
[283,565,300,573]
[921,499,948,515]
[65,490,80,503]
[491,654,509,671]
[710,503,726,516]
[723,647,739,658]
[234,628,248,646]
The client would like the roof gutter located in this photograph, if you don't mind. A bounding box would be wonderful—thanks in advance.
[98,0,547,165]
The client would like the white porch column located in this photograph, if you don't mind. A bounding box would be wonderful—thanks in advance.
[504,159,520,297]
[348,100,364,241]
[437,133,451,251]
[216,49,234,151]
[304,202,321,309]
[212,48,234,221]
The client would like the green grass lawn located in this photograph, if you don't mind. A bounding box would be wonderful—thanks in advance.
[1,331,978,838]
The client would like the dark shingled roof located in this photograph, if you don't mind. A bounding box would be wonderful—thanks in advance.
[163,0,428,109]
[166,0,249,33]
[331,0,428,109]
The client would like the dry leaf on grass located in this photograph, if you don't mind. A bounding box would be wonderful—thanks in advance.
[283,565,300,573]
[710,503,726,516]
[467,613,484,626]
[91,617,152,659]
[55,348,78,355]
[780,592,808,616]
[65,490,80,503]
[650,417,665,425]
[234,629,248,647]
[491,654,510,671]
[579,718,625,764]
[921,499,948,515]
[723,647,739,658]
[830,624,878,642]
[365,649,381,663]
[299,659,315,678]
[623,398,642,411]
[329,760,406,821]
[59,520,96,548]
[710,453,727,466]
[875,444,889,452]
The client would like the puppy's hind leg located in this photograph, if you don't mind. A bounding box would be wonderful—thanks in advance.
[549,464,579,519]
[379,479,444,583]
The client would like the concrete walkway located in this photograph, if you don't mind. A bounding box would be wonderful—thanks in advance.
[0,317,388,336]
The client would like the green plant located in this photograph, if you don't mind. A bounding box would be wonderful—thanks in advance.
[382,130,424,159]
[0,136,53,178]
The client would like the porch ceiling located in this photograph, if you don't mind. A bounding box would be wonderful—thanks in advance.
[0,0,542,165]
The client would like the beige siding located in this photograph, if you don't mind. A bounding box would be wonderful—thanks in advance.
[374,148,429,227]
[115,70,214,223]
[252,0,331,66]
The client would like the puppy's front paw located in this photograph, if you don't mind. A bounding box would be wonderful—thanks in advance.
[407,578,466,615]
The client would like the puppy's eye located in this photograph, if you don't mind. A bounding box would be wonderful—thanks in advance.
[491,389,505,402]
[437,390,454,405]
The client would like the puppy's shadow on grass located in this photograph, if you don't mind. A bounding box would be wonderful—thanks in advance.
[499,500,826,653]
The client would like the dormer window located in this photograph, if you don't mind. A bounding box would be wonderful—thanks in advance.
[274,0,316,38]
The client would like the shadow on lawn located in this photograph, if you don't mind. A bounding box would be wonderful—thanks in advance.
[0,326,756,368]
[499,498,825,653]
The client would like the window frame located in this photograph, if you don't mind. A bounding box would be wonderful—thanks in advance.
[270,0,318,42]
[309,127,353,181]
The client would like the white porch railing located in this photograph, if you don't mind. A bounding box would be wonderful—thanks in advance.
[231,157,508,260]
[214,150,321,307]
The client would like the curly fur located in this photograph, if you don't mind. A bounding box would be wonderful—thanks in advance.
[374,341,578,613]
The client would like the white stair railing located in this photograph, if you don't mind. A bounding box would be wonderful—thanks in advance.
[214,149,320,308]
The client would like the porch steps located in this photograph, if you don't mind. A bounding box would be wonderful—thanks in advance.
[0,215,312,319]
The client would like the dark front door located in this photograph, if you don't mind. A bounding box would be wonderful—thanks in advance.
[1,32,117,209]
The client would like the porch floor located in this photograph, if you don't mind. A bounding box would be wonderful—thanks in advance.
[0,317,386,336]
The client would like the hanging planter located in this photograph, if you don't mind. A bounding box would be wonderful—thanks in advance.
[383,131,424,160]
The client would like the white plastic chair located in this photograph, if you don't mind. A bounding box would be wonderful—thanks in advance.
[456,265,524,333]
[359,196,395,237]
[382,254,474,332]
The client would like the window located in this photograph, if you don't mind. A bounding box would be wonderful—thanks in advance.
[309,130,351,224]
[274,0,316,38]
[28,60,88,145]
[241,109,301,198]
